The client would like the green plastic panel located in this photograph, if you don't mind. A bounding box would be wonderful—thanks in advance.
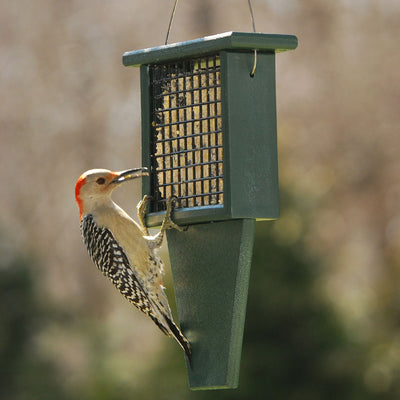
[166,218,255,389]
[221,50,279,220]
[123,31,297,66]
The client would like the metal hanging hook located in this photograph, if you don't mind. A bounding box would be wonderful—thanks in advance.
[248,0,257,77]
[250,49,257,77]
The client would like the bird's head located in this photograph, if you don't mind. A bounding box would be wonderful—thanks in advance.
[75,168,148,218]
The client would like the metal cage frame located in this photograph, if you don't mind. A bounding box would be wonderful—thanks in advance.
[148,55,224,212]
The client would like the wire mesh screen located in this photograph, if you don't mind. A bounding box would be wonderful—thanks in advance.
[149,55,224,212]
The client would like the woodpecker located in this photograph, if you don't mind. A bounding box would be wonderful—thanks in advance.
[75,168,191,365]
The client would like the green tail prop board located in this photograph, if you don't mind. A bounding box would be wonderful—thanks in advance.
[166,218,255,389]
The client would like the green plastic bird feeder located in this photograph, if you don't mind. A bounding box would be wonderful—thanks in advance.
[123,31,297,390]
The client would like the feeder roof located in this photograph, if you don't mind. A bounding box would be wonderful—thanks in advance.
[123,31,298,67]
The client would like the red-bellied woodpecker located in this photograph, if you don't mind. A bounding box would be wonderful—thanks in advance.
[75,168,191,365]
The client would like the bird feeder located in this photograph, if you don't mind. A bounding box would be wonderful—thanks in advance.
[123,31,297,390]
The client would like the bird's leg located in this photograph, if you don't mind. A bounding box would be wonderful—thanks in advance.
[161,196,186,233]
[137,194,151,236]
[145,197,186,250]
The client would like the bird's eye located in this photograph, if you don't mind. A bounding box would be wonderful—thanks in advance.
[96,177,106,185]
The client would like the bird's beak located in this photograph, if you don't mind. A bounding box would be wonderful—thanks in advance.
[111,167,149,184]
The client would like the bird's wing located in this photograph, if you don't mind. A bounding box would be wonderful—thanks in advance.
[80,214,170,332]
[95,205,165,281]
[81,214,192,364]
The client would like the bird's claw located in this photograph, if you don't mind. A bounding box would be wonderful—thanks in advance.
[137,195,153,235]
[137,194,152,215]
[162,196,187,232]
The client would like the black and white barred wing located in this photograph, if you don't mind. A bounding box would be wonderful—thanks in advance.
[80,214,169,334]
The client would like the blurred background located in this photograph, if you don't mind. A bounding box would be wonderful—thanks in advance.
[1,0,399,398]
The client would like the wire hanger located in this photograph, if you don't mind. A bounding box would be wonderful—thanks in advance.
[165,0,258,76]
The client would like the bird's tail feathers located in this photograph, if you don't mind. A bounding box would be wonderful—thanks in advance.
[165,316,192,368]
[148,294,192,367]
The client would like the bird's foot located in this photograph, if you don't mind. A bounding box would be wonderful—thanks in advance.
[137,195,152,235]
[161,196,187,232]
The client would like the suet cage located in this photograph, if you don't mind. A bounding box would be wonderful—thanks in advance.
[123,31,297,390]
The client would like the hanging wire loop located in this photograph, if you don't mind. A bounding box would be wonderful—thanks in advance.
[165,0,257,75]
[250,49,257,77]
[248,0,257,77]
[165,0,179,45]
